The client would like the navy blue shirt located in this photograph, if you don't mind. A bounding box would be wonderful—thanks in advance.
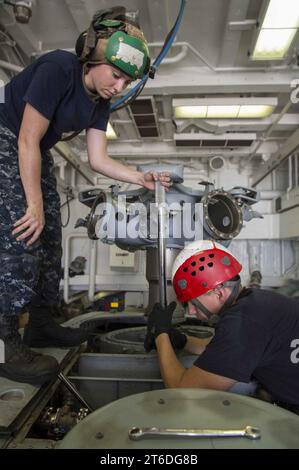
[194,288,299,404]
[0,50,110,151]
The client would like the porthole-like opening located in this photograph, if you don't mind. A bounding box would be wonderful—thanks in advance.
[205,193,242,237]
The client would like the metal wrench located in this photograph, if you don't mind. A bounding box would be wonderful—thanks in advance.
[128,425,261,441]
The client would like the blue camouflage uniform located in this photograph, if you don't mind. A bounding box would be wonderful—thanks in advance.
[0,123,62,315]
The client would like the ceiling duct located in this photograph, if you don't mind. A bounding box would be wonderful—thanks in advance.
[174,133,256,148]
[129,97,159,138]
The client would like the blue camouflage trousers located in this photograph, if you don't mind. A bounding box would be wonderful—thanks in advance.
[0,123,62,318]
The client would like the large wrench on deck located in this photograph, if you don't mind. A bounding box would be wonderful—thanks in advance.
[128,425,261,441]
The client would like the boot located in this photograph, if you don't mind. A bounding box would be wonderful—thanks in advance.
[0,316,59,385]
[24,305,90,348]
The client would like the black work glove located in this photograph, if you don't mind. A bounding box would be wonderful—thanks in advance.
[144,327,187,352]
[144,302,177,352]
[168,327,187,350]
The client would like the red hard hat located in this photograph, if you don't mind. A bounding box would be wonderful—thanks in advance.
[172,240,242,302]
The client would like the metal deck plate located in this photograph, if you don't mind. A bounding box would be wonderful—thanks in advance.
[0,346,78,436]
[58,388,299,449]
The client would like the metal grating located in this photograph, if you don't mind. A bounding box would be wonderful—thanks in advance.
[129,97,160,138]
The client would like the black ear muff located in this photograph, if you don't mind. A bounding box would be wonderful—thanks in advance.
[144,56,151,75]
[75,31,87,59]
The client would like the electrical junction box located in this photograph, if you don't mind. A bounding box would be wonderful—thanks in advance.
[109,245,136,271]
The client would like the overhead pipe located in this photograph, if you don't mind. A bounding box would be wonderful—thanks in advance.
[30,43,188,65]
[259,190,281,200]
[147,42,299,72]
[0,59,23,73]
[30,41,299,72]
[185,42,299,72]
[148,43,188,64]
[295,154,299,188]
[286,155,294,194]
[239,100,293,171]
[109,149,256,159]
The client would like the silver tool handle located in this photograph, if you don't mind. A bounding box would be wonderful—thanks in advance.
[155,181,167,309]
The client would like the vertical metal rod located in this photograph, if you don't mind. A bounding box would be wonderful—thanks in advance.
[88,239,97,302]
[58,372,94,413]
[155,181,167,309]
[294,154,298,188]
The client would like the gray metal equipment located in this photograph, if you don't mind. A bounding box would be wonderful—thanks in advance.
[78,164,261,310]
[94,325,214,354]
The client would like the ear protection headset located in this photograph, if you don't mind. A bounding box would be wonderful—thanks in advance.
[76,1,187,112]
[75,7,150,79]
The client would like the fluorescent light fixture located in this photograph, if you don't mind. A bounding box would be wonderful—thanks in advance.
[237,105,274,118]
[252,0,299,60]
[175,105,207,118]
[262,0,299,29]
[207,105,240,119]
[173,97,277,119]
[106,122,117,139]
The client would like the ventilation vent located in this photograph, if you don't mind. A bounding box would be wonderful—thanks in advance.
[210,156,225,171]
[129,97,159,138]
[174,133,256,148]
